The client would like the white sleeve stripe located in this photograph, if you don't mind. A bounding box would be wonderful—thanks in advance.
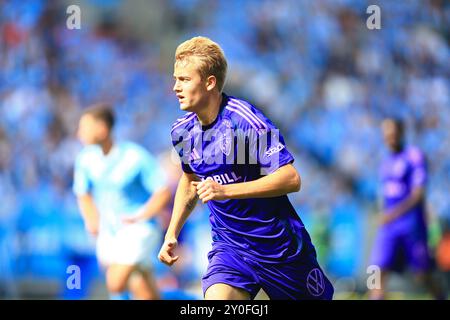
[171,113,196,132]
[228,99,268,129]
[225,106,261,131]
[173,112,194,125]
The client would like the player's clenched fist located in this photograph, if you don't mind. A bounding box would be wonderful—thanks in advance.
[192,180,227,203]
[158,238,179,266]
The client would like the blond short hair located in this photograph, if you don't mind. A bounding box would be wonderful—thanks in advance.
[175,36,227,92]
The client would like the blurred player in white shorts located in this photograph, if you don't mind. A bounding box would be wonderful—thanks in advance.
[73,104,171,299]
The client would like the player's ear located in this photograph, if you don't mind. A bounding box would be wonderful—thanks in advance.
[205,75,217,92]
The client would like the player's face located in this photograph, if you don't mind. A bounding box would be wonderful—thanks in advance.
[77,114,108,145]
[173,59,209,112]
[382,120,402,151]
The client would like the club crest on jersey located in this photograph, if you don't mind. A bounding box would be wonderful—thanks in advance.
[219,118,232,156]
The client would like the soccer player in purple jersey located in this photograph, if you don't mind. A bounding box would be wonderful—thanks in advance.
[158,36,334,300]
[369,118,444,299]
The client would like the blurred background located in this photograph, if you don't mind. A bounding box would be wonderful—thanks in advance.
[0,0,449,299]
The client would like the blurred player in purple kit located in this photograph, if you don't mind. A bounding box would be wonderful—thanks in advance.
[369,118,444,299]
[158,36,334,300]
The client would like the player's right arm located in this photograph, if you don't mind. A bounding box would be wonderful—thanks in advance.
[76,194,100,236]
[158,172,199,266]
[73,150,99,236]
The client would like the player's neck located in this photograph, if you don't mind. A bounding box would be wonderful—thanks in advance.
[196,93,223,127]
[100,138,114,155]
[390,143,404,154]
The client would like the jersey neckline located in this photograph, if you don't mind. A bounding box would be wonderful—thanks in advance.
[197,93,229,131]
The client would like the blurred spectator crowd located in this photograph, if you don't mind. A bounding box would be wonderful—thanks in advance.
[0,0,448,298]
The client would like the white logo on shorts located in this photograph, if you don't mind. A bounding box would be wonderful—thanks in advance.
[307,268,325,297]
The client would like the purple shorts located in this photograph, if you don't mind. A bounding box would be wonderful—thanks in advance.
[202,241,334,300]
[370,228,431,273]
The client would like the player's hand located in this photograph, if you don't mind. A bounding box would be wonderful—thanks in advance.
[158,238,179,266]
[192,180,227,203]
[379,213,397,226]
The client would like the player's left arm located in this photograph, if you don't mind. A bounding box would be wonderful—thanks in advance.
[123,187,172,223]
[193,163,301,203]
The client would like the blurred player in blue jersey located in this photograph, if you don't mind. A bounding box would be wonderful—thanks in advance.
[158,36,334,300]
[73,104,171,300]
[369,118,444,299]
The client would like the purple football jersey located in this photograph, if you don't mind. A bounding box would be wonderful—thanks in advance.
[171,93,306,263]
[380,145,428,232]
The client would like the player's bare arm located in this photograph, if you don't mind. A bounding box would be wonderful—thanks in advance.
[380,187,425,225]
[159,172,199,266]
[193,163,301,203]
[122,186,172,224]
[77,194,101,236]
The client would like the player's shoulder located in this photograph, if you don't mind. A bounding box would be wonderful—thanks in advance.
[120,141,154,161]
[223,94,270,132]
[120,140,144,152]
[405,145,425,165]
[171,112,196,135]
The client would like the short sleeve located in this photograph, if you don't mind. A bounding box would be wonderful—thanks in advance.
[235,107,294,175]
[408,148,427,188]
[255,127,295,175]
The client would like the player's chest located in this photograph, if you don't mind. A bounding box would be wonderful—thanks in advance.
[381,157,411,182]
[188,120,236,170]
[86,156,140,188]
